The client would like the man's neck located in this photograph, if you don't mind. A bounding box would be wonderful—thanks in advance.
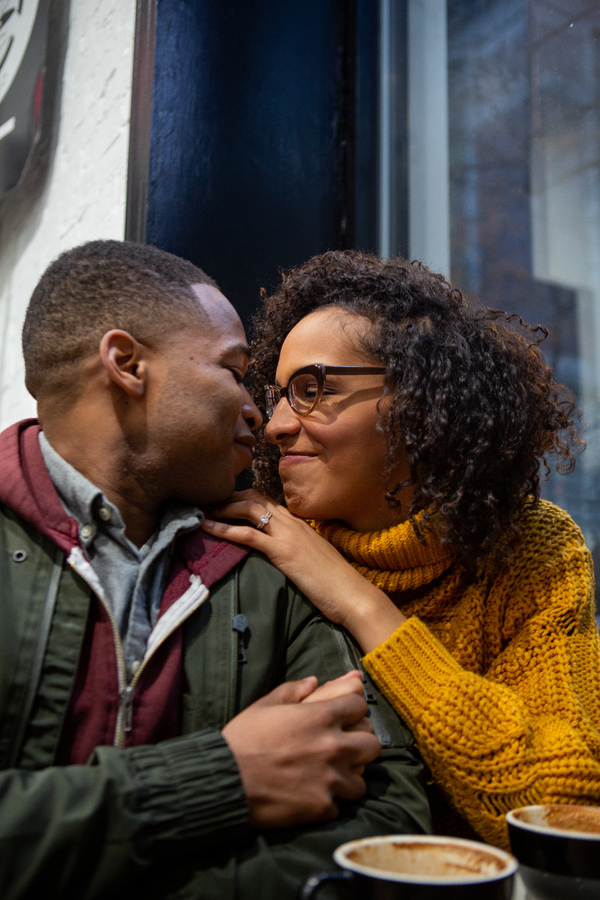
[39,431,161,547]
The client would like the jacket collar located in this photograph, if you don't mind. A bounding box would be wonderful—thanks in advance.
[0,419,248,579]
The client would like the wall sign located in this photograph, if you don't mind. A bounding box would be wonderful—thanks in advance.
[0,1,50,197]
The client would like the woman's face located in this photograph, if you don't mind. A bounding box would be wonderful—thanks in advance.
[264,307,411,532]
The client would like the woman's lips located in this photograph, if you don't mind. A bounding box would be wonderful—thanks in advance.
[279,452,317,467]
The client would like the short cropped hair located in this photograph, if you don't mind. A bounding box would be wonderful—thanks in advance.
[22,239,217,399]
[250,250,583,568]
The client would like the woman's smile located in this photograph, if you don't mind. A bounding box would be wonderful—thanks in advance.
[279,450,318,464]
[265,307,410,532]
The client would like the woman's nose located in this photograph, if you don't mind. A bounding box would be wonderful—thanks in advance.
[264,397,301,443]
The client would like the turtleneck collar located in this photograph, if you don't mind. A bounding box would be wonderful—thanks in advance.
[309,514,455,593]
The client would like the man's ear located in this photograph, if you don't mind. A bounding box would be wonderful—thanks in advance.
[99,330,147,398]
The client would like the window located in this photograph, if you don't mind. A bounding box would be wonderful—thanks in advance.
[380,0,600,572]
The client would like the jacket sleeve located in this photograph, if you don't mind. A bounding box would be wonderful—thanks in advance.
[0,547,431,900]
[363,509,600,849]
[0,728,251,899]
[168,581,433,900]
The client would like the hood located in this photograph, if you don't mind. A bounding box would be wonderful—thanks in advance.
[0,420,77,553]
[0,420,249,579]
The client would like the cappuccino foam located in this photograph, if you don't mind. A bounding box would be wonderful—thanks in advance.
[513,804,600,837]
[345,840,506,880]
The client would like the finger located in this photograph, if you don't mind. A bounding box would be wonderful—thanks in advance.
[252,677,319,707]
[234,488,270,504]
[344,716,374,734]
[204,498,257,521]
[322,691,370,727]
[315,800,339,823]
[206,494,278,522]
[202,517,263,545]
[354,731,382,761]
[203,501,276,536]
[206,488,263,508]
[317,732,380,784]
[303,671,363,704]
[331,771,368,803]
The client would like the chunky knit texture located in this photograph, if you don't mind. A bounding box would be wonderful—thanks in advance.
[312,500,600,849]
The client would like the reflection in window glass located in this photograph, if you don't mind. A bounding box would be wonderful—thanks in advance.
[446,0,600,572]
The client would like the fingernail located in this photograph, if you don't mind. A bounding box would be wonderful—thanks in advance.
[203,519,214,529]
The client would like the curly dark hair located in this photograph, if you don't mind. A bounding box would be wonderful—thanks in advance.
[250,250,584,568]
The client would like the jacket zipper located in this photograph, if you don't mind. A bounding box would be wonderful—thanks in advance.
[120,684,135,733]
[68,549,208,748]
[115,573,208,744]
[68,550,128,745]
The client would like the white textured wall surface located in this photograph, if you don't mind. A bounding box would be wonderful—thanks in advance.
[0,1,136,429]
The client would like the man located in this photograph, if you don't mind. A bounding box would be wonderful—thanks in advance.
[0,240,430,899]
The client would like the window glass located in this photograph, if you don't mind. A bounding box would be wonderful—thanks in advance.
[447,0,600,569]
[381,1,600,573]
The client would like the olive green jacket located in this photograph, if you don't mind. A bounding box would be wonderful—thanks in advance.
[0,497,431,900]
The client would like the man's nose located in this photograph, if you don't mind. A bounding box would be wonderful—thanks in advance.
[242,387,263,431]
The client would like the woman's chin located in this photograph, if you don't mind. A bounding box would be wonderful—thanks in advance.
[285,500,310,519]
[283,493,319,521]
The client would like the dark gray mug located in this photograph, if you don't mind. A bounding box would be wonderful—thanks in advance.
[301,834,518,899]
[507,804,600,900]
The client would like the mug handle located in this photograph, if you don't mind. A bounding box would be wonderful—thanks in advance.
[300,869,355,899]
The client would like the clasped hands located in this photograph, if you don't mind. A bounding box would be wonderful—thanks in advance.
[222,670,381,830]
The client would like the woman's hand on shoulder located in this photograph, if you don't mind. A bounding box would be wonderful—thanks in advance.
[202,490,407,651]
[202,488,358,624]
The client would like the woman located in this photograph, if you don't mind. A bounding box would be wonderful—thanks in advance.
[202,250,600,849]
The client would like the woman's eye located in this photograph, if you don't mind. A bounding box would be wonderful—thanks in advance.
[229,368,244,383]
[294,377,319,399]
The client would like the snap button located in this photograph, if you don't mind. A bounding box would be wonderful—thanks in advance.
[12,550,28,563]
[98,506,112,522]
[80,524,94,540]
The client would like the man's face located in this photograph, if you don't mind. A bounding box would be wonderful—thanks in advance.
[144,284,261,507]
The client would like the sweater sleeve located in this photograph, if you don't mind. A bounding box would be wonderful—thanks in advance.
[363,510,600,849]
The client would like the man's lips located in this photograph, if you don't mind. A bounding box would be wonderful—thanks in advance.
[234,434,256,457]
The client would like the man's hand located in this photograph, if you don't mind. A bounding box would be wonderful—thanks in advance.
[221,675,381,829]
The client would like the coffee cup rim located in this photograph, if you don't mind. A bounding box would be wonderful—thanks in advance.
[332,834,518,885]
[506,805,600,841]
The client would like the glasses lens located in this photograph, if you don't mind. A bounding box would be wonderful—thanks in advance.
[264,386,280,418]
[289,372,321,415]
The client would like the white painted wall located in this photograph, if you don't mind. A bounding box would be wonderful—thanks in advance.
[0,1,136,429]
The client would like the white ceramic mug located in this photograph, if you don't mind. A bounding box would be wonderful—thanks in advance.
[301,834,518,899]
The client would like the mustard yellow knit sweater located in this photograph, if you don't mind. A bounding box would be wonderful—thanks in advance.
[312,499,600,849]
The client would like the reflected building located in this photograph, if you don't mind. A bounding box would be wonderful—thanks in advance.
[402,1,600,565]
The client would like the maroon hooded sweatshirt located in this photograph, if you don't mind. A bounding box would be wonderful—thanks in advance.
[0,420,247,764]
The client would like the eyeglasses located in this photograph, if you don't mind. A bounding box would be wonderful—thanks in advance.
[264,363,386,419]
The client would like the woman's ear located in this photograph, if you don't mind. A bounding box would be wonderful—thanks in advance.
[99,330,146,398]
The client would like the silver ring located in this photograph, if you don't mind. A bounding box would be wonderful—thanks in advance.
[255,511,272,531]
